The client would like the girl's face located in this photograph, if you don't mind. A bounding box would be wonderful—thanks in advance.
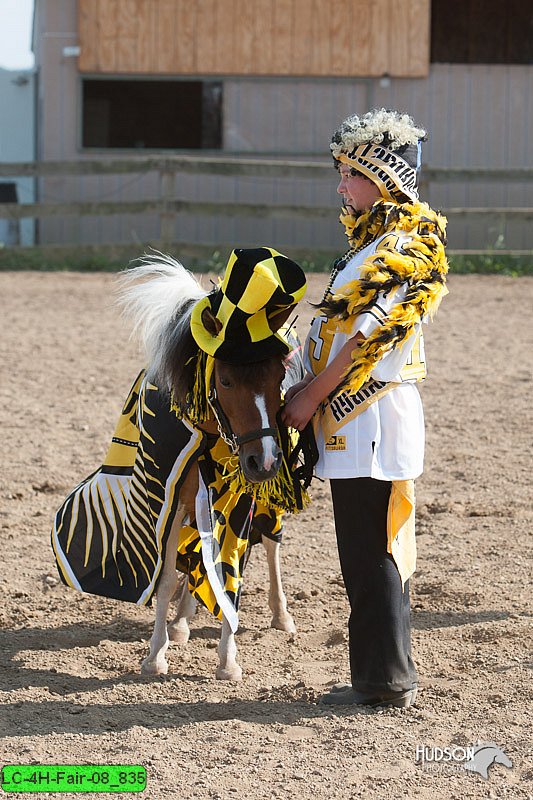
[336,166,382,213]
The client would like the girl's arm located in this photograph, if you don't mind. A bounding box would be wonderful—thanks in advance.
[283,371,313,404]
[281,332,365,431]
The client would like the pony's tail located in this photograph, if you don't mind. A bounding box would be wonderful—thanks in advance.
[116,251,207,380]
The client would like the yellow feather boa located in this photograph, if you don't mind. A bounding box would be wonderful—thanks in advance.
[320,198,449,396]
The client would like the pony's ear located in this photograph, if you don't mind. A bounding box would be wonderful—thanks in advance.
[269,304,296,332]
[201,306,223,337]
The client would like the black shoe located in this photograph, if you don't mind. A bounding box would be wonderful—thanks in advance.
[321,686,417,708]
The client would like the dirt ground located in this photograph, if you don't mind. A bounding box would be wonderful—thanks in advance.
[0,270,532,800]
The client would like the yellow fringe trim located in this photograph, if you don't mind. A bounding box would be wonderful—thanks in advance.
[171,351,215,424]
[217,449,310,515]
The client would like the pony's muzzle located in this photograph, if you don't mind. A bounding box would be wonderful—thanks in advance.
[241,440,282,483]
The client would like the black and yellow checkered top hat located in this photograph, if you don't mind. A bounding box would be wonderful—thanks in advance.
[190,247,306,363]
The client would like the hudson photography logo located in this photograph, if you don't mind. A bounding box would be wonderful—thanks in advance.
[415,741,513,779]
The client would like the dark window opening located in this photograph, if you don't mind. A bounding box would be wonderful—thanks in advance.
[82,79,222,149]
[431,0,533,64]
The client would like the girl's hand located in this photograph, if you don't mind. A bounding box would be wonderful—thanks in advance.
[281,386,320,431]
[283,374,313,404]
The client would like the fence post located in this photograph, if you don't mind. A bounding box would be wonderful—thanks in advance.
[159,167,175,244]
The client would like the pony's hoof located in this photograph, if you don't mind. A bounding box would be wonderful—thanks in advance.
[216,664,243,681]
[167,624,190,644]
[140,657,168,676]
[271,613,297,633]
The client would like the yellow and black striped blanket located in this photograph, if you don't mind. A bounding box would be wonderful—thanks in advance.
[52,371,283,632]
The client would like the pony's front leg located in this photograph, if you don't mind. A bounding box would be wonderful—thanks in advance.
[167,575,197,644]
[262,534,296,633]
[215,617,242,681]
[141,514,183,675]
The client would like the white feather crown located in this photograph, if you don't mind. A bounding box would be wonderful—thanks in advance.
[330,108,427,158]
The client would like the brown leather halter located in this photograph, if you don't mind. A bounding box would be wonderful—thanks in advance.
[207,386,277,455]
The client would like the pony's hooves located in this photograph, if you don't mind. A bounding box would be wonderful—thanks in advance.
[216,665,243,681]
[271,614,297,633]
[167,625,190,644]
[141,657,168,676]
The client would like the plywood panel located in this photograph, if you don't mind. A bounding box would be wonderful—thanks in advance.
[290,0,312,74]
[213,0,236,74]
[78,0,430,77]
[234,0,255,75]
[154,0,177,73]
[329,0,351,76]
[78,0,98,71]
[365,0,389,77]
[197,0,218,74]
[272,0,293,75]
[96,0,119,73]
[116,0,140,73]
[388,0,430,77]
[252,0,274,75]
[309,0,331,75]
[175,0,196,72]
[136,0,156,73]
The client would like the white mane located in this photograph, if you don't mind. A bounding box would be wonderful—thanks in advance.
[116,251,207,379]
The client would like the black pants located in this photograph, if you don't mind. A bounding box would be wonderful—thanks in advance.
[330,477,418,693]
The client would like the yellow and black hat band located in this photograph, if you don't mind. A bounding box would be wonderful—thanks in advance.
[337,142,420,202]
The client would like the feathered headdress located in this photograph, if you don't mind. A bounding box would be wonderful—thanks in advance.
[330,108,427,202]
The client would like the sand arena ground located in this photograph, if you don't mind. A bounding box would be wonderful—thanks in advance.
[0,271,531,799]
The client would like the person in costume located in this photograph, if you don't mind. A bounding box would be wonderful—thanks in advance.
[282,109,449,707]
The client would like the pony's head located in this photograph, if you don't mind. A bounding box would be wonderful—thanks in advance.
[117,249,306,484]
[211,355,287,481]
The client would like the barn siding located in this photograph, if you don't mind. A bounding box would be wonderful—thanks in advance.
[34,0,532,251]
[78,0,430,78]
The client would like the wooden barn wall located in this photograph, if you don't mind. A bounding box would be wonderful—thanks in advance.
[78,0,430,78]
[34,0,532,253]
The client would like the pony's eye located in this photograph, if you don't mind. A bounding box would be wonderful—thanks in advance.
[219,376,232,389]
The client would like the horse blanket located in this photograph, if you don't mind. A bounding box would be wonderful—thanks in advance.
[52,371,284,632]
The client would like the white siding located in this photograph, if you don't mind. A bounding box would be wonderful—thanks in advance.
[0,68,36,244]
[34,0,532,253]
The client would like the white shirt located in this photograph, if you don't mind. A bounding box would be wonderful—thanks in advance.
[305,235,426,481]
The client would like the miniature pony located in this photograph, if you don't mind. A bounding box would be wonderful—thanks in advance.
[52,249,309,681]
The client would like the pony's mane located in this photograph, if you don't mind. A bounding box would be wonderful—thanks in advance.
[116,252,207,400]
